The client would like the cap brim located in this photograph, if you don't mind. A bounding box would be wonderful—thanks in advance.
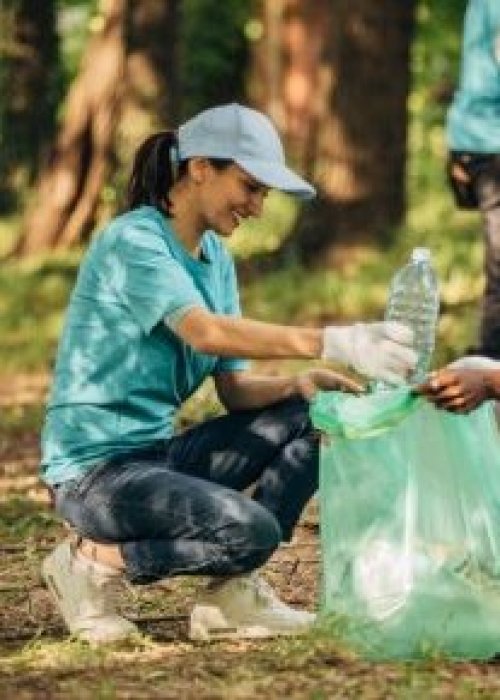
[236,158,316,200]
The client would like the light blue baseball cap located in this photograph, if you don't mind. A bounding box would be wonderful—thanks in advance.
[177,103,316,200]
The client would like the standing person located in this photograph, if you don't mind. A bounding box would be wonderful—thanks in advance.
[446,0,500,357]
[40,103,416,644]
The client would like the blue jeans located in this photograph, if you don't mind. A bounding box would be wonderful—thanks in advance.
[54,397,319,584]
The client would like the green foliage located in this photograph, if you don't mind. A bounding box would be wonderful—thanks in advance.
[179,0,253,119]
[57,0,98,85]
[229,191,300,259]
[0,497,60,540]
[239,207,481,370]
[0,0,483,381]
[409,0,467,209]
[236,0,478,368]
[0,253,80,373]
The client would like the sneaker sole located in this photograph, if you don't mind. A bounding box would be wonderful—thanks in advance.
[189,605,311,641]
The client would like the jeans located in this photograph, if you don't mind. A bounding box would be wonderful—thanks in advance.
[476,157,500,358]
[450,152,500,358]
[54,397,319,584]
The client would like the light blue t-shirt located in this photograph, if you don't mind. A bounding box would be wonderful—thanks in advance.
[41,206,248,486]
[447,0,500,152]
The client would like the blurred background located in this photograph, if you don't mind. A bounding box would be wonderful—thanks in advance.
[0,0,478,431]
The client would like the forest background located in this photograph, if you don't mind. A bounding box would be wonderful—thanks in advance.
[0,0,478,383]
[2,1,499,698]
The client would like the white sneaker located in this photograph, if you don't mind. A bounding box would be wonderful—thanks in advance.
[42,538,138,644]
[189,573,315,641]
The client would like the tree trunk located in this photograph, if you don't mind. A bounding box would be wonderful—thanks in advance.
[0,0,58,212]
[125,0,180,125]
[16,0,181,255]
[109,0,180,213]
[249,0,416,268]
[15,0,127,255]
[249,0,331,177]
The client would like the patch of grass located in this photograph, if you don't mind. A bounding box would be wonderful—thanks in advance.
[0,252,81,373]
[0,497,59,541]
[0,404,45,436]
[13,635,151,670]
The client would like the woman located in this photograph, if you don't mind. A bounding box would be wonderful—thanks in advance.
[41,103,416,644]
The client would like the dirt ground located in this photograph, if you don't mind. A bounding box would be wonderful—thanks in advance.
[1,376,500,698]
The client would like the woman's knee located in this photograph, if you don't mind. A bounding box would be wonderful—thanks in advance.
[225,498,282,569]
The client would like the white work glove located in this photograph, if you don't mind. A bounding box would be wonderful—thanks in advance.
[322,322,417,385]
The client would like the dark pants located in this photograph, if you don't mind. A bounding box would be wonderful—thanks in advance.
[54,397,319,584]
[449,152,500,358]
[477,160,500,358]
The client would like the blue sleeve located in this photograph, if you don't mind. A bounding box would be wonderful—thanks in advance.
[487,0,500,30]
[486,0,500,63]
[213,255,250,374]
[112,225,204,334]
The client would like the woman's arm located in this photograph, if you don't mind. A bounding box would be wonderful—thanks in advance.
[175,307,322,359]
[171,307,417,384]
[214,369,364,412]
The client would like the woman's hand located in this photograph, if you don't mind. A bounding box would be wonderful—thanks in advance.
[294,368,364,401]
[417,368,493,413]
[322,322,416,384]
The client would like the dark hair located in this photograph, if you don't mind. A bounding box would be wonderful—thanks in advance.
[126,131,233,213]
[126,131,182,212]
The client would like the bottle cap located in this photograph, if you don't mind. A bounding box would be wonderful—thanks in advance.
[411,247,431,263]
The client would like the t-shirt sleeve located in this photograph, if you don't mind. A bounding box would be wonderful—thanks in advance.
[488,0,500,64]
[213,255,250,374]
[112,225,204,334]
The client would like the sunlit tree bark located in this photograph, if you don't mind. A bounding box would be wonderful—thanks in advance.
[249,0,416,266]
[126,0,180,124]
[249,0,330,177]
[16,0,179,255]
[16,0,126,254]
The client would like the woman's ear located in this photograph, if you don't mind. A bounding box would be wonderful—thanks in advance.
[188,157,211,185]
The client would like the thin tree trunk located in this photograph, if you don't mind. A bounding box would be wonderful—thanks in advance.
[15,0,127,255]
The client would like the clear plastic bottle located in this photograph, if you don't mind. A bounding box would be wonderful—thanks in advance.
[383,247,439,386]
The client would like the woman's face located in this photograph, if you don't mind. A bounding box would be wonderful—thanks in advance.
[195,161,270,236]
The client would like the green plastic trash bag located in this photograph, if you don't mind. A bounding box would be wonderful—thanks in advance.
[310,388,500,660]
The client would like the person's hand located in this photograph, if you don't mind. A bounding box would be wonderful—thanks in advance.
[322,322,417,385]
[294,368,364,401]
[417,368,493,413]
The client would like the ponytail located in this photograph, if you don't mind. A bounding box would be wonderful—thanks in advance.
[126,131,185,212]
